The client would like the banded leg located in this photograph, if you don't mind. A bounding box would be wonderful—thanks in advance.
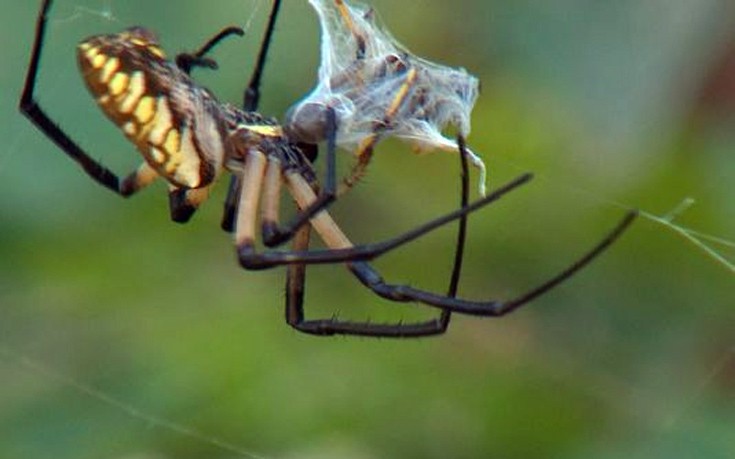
[234,136,513,270]
[260,108,339,247]
[168,186,213,223]
[238,164,531,269]
[228,105,341,249]
[283,136,472,336]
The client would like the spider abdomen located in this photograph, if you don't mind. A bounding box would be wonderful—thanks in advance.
[77,28,224,189]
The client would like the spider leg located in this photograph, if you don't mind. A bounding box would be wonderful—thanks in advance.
[244,157,637,315]
[260,108,340,247]
[222,0,283,232]
[238,166,531,268]
[120,162,158,196]
[282,136,471,336]
[168,185,213,223]
[345,210,637,316]
[227,106,341,248]
[221,176,243,232]
[438,135,474,331]
[20,0,206,208]
[175,26,245,75]
[233,147,342,266]
[283,191,457,338]
[20,0,122,195]
[243,0,283,111]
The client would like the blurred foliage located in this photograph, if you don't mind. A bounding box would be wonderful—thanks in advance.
[1,0,733,458]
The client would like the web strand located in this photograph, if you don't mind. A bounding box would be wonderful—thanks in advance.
[0,343,269,459]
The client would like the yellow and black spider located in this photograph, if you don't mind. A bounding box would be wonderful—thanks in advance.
[19,0,636,337]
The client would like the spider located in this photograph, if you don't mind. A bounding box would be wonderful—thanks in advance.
[19,0,637,337]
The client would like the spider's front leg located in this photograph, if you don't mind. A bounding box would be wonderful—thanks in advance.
[20,0,123,194]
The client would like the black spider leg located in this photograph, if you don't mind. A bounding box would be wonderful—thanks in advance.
[167,27,246,223]
[175,26,245,75]
[344,209,637,317]
[283,222,451,337]
[281,136,471,337]
[222,0,283,232]
[437,135,473,331]
[20,0,122,194]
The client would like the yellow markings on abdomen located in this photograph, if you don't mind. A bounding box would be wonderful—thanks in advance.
[163,128,181,154]
[166,127,202,188]
[78,44,205,189]
[108,72,129,96]
[90,53,106,69]
[118,71,146,114]
[99,57,120,84]
[127,95,203,188]
[134,96,156,125]
[147,97,174,145]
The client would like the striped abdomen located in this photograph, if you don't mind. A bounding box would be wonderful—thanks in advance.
[77,27,224,188]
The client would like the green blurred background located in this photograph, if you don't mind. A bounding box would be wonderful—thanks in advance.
[1,0,733,458]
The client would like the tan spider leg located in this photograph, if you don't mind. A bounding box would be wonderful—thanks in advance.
[339,67,419,194]
[235,150,268,248]
[260,157,283,230]
[285,171,353,250]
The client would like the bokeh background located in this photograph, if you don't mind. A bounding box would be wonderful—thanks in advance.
[1,0,733,458]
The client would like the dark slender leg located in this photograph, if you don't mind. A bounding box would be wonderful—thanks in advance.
[20,0,122,194]
[345,210,637,316]
[250,151,635,317]
[436,135,473,332]
[281,136,472,337]
[175,26,245,74]
[221,176,243,232]
[284,217,450,337]
[222,0,284,232]
[244,0,282,111]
